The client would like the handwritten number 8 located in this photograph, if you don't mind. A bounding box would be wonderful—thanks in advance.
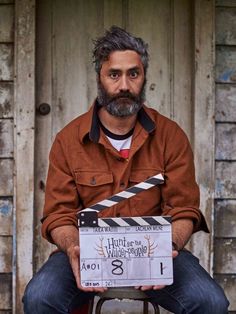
[111,259,124,275]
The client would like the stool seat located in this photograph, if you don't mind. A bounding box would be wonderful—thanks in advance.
[98,287,151,300]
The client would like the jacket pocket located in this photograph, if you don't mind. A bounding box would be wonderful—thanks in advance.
[129,168,163,217]
[74,170,113,208]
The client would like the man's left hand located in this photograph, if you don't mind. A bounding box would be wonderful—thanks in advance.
[134,250,178,291]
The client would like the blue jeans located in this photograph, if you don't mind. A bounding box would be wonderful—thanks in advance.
[23,250,229,314]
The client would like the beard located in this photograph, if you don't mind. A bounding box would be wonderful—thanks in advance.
[97,79,146,117]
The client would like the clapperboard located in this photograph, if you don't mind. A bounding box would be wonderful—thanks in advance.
[78,173,173,288]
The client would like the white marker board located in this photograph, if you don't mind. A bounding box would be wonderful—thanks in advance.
[79,216,173,288]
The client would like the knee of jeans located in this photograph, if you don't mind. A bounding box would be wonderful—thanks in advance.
[196,287,229,314]
[23,279,53,312]
[23,280,45,310]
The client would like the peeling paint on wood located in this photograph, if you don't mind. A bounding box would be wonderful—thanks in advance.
[0,119,13,157]
[216,84,236,122]
[214,239,236,274]
[215,200,236,238]
[0,4,14,42]
[216,46,236,83]
[216,7,236,45]
[0,273,12,310]
[0,44,13,80]
[0,236,12,272]
[0,82,13,118]
[0,199,12,235]
[216,123,236,160]
[0,159,13,196]
[215,161,236,198]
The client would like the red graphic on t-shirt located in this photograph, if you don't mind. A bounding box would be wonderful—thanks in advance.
[120,149,130,159]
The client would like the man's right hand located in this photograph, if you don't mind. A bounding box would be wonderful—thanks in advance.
[66,244,107,293]
[51,225,107,292]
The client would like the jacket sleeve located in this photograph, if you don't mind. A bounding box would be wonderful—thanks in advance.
[41,134,82,243]
[161,123,209,233]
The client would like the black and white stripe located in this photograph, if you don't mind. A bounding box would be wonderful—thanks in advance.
[78,173,164,227]
[97,216,171,227]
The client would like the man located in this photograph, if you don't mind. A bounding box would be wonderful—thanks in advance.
[23,26,229,313]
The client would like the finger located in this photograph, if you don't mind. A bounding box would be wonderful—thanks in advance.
[140,285,153,291]
[153,285,165,290]
[71,247,107,292]
[172,250,178,259]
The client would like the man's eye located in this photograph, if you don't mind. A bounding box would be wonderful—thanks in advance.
[129,71,138,78]
[110,73,119,79]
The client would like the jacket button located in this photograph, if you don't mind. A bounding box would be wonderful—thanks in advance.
[90,177,96,185]
[116,213,121,217]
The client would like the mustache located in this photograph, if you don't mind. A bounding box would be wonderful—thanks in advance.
[108,91,138,102]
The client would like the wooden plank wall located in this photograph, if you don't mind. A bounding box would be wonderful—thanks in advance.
[215,1,236,312]
[0,0,14,313]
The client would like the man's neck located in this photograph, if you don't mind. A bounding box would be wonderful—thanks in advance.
[98,107,137,135]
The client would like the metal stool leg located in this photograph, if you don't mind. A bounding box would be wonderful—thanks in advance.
[143,300,149,314]
[88,297,95,314]
[95,297,111,314]
[149,300,160,314]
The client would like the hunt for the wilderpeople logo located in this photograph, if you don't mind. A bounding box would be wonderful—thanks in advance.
[95,235,157,258]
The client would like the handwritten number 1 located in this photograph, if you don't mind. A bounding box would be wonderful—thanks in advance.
[160,262,163,275]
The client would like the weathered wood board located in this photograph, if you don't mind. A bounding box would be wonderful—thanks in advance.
[0,159,13,196]
[14,0,35,312]
[214,239,236,274]
[0,273,11,310]
[216,7,236,45]
[215,161,236,198]
[0,4,14,42]
[191,0,215,273]
[215,200,236,238]
[0,236,12,272]
[215,275,236,311]
[0,198,12,235]
[216,84,236,122]
[0,82,13,118]
[216,46,236,83]
[216,123,236,160]
[0,119,13,158]
[0,44,13,81]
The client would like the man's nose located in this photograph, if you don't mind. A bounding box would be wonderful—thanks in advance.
[119,75,130,91]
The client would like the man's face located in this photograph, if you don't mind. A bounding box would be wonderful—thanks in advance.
[97,50,146,117]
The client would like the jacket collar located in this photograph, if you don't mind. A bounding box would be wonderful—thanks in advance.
[81,99,156,143]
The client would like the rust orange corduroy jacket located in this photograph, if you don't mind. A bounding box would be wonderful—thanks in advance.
[41,102,209,243]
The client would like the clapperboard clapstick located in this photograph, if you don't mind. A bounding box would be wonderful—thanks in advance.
[78,173,164,227]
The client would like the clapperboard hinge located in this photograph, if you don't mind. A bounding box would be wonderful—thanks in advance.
[78,173,164,227]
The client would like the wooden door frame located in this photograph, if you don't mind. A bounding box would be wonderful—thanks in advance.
[13,0,215,312]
